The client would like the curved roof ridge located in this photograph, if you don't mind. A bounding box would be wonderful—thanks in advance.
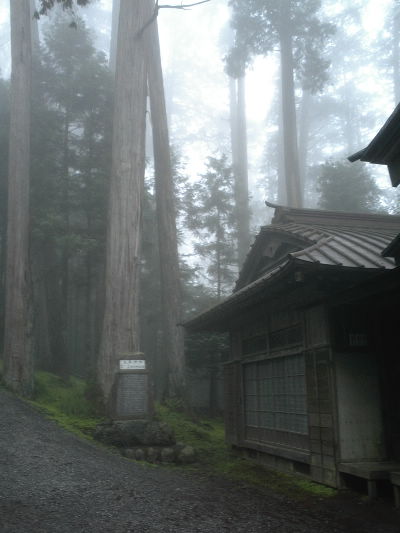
[265,201,400,228]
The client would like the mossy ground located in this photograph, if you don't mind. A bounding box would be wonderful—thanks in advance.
[29,371,104,440]
[3,368,335,500]
[156,402,336,500]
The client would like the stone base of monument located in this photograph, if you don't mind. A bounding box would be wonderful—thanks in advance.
[94,420,196,464]
[122,443,196,464]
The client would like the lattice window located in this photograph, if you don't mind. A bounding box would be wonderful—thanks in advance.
[242,334,267,356]
[269,324,303,350]
[244,354,308,435]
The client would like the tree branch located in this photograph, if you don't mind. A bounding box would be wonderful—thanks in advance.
[158,0,210,9]
[136,0,210,39]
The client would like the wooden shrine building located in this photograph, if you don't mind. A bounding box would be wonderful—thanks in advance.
[185,204,400,494]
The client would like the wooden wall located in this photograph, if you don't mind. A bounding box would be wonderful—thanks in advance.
[223,301,340,487]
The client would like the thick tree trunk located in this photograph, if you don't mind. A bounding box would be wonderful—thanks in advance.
[3,0,33,396]
[229,77,238,171]
[278,0,302,208]
[298,88,311,205]
[59,106,71,376]
[31,251,51,370]
[277,85,286,205]
[109,0,120,74]
[393,5,400,104]
[146,10,186,399]
[216,210,222,300]
[97,0,150,403]
[235,75,250,266]
[29,0,40,51]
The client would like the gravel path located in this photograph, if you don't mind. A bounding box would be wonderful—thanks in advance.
[0,387,399,533]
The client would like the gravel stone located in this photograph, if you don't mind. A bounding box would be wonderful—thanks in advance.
[160,447,175,464]
[0,387,399,533]
[177,445,196,464]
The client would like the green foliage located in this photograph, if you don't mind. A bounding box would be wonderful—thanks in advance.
[317,160,381,213]
[30,371,103,437]
[227,0,335,91]
[185,155,238,299]
[185,330,229,371]
[157,402,235,468]
[36,0,92,17]
[27,14,112,376]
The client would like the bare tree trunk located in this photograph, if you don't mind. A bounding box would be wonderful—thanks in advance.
[109,0,120,74]
[59,104,71,377]
[235,75,250,266]
[229,77,238,164]
[216,210,222,300]
[146,9,186,399]
[279,0,302,208]
[393,3,400,104]
[31,251,51,370]
[30,0,40,51]
[97,0,150,404]
[277,84,286,205]
[298,88,311,205]
[3,0,33,396]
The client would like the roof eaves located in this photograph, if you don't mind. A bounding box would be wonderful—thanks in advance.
[348,149,366,163]
[185,258,293,331]
[234,225,313,291]
[382,233,400,258]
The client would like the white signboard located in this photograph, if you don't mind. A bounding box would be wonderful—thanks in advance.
[119,359,146,370]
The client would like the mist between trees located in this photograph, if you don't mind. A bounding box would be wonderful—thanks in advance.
[0,0,399,408]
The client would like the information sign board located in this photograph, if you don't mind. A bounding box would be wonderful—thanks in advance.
[119,359,146,370]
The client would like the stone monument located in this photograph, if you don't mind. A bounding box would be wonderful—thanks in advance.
[110,352,153,420]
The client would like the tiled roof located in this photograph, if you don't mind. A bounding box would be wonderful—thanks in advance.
[185,205,400,331]
[236,205,399,289]
[271,222,395,269]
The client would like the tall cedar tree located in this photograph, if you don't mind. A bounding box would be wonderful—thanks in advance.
[186,155,237,300]
[146,9,186,400]
[3,0,33,396]
[97,0,151,404]
[109,0,120,73]
[0,78,9,353]
[222,23,250,267]
[228,0,334,208]
[228,74,250,267]
[110,0,186,400]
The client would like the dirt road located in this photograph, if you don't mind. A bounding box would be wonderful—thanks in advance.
[0,387,399,533]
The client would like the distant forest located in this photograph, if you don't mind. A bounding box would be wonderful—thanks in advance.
[0,0,399,406]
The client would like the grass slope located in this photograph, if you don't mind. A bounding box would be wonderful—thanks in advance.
[30,371,103,439]
[1,367,335,500]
